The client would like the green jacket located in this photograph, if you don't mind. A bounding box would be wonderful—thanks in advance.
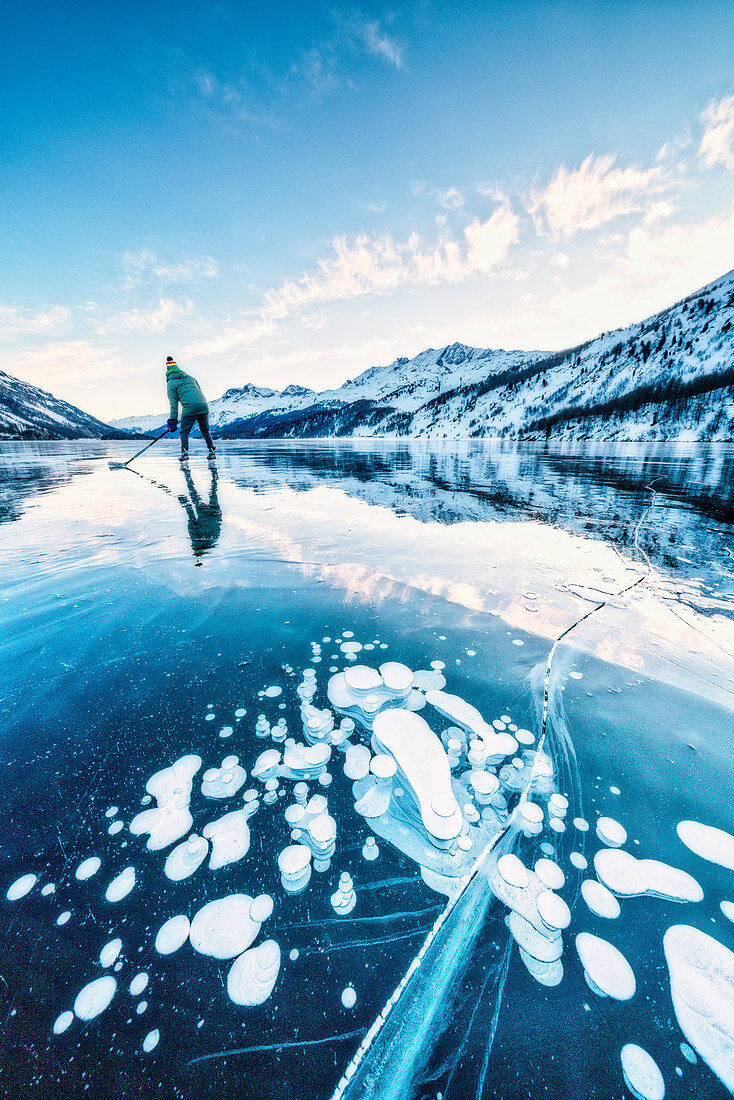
[167,369,209,420]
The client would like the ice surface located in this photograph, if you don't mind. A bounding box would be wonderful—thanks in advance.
[74,976,117,1020]
[575,933,636,999]
[155,914,190,955]
[620,1044,665,1100]
[663,924,734,1092]
[189,895,263,958]
[676,820,734,870]
[227,939,281,1006]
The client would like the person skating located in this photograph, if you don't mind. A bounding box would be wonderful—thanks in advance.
[165,356,217,461]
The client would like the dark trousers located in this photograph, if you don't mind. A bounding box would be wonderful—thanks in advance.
[180,413,215,452]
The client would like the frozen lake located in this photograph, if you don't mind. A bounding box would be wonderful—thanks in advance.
[1,439,733,1100]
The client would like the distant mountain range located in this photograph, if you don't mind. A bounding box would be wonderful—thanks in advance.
[113,269,733,442]
[2,270,732,440]
[0,370,126,440]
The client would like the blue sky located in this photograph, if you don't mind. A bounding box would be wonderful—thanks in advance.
[2,0,733,419]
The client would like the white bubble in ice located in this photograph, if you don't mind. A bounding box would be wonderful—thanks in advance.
[56,911,71,926]
[105,866,136,903]
[235,708,246,718]
[155,914,190,955]
[581,879,621,919]
[219,726,234,739]
[105,806,118,818]
[164,834,209,880]
[73,976,117,1020]
[6,874,37,901]
[534,859,565,891]
[536,890,571,931]
[596,817,627,848]
[341,986,357,1009]
[129,973,149,997]
[205,714,215,721]
[41,883,56,896]
[676,820,734,871]
[100,938,122,968]
[52,1011,74,1035]
[136,1000,148,1014]
[203,811,251,870]
[497,854,529,889]
[76,857,101,881]
[594,849,702,902]
[721,900,734,924]
[610,786,621,796]
[249,894,274,923]
[573,818,589,832]
[190,895,262,959]
[620,1044,665,1100]
[570,852,588,870]
[289,948,299,961]
[575,933,636,1000]
[142,1029,160,1053]
[664,924,734,1092]
[227,940,281,1006]
[512,639,524,646]
[107,821,124,836]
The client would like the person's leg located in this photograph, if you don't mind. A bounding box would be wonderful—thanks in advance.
[197,414,216,453]
[179,414,195,453]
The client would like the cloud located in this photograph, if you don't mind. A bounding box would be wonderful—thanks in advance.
[699,94,734,171]
[121,250,220,286]
[0,339,124,381]
[436,187,465,209]
[527,153,666,238]
[360,19,403,69]
[0,303,71,341]
[186,205,519,357]
[94,298,194,336]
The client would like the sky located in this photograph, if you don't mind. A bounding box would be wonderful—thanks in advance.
[1,0,733,421]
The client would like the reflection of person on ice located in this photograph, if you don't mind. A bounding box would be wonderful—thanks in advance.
[178,462,222,563]
[165,356,217,462]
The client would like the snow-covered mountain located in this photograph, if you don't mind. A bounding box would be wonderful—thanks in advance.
[0,370,126,440]
[113,269,734,441]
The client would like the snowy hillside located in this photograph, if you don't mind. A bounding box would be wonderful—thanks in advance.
[113,269,734,442]
[0,370,126,440]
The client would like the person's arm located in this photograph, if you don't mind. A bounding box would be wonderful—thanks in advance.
[167,379,179,422]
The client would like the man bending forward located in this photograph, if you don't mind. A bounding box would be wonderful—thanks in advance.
[165,356,216,462]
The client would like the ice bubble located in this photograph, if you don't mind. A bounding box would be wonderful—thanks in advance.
[372,710,463,846]
[676,820,734,871]
[227,939,281,1006]
[340,642,363,656]
[164,834,209,880]
[53,1011,74,1035]
[265,686,283,698]
[105,807,118,818]
[581,879,620,919]
[596,817,627,848]
[549,817,566,834]
[594,849,703,902]
[610,786,621,796]
[512,639,524,646]
[344,744,372,781]
[457,835,473,852]
[130,755,201,851]
[506,911,563,963]
[534,859,565,891]
[549,793,568,817]
[74,975,117,1020]
[6,874,37,901]
[219,726,234,739]
[249,894,274,923]
[341,986,357,1009]
[290,948,299,961]
[331,872,356,915]
[380,662,414,695]
[142,1029,160,1053]
[514,728,535,746]
[575,933,636,1000]
[235,708,246,718]
[278,844,312,893]
[620,1044,665,1100]
[412,670,446,691]
[721,900,734,924]
[497,854,529,890]
[105,866,136,903]
[679,1041,697,1064]
[56,911,71,926]
[573,818,589,832]
[155,914,190,955]
[425,690,517,762]
[570,852,588,870]
[201,760,247,800]
[107,820,123,836]
[129,973,149,996]
[205,714,215,721]
[518,950,564,987]
[362,837,379,861]
[663,924,734,1092]
[136,1000,148,1014]
[100,938,122,968]
[41,883,56,896]
[190,895,262,959]
[537,890,571,931]
[203,811,251,870]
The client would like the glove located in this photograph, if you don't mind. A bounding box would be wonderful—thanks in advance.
[167,419,178,432]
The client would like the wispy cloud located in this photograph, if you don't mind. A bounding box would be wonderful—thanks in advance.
[359,18,403,69]
[699,94,734,171]
[0,303,71,341]
[121,250,220,287]
[187,204,519,356]
[527,153,667,238]
[94,297,194,336]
